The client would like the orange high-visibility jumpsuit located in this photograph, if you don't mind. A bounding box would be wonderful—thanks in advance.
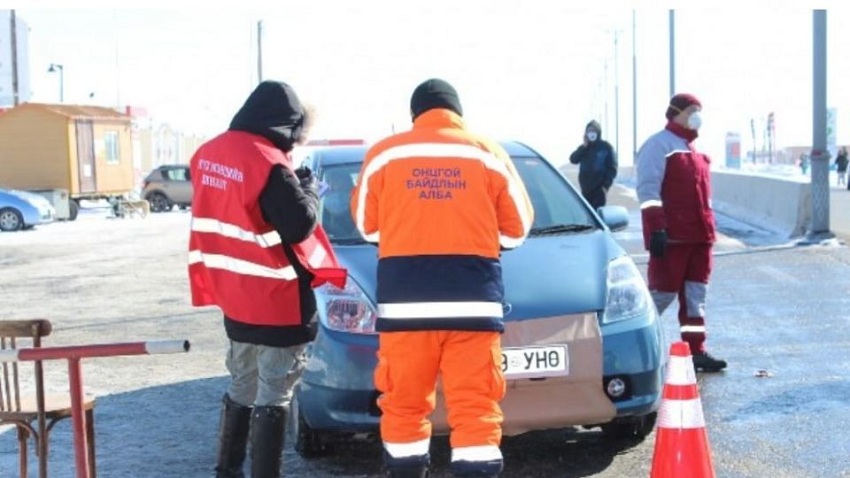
[350,107,533,475]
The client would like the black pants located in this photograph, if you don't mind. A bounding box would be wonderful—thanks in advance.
[582,187,607,210]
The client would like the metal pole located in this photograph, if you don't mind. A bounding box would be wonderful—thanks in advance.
[604,60,609,135]
[808,9,833,240]
[614,30,620,156]
[257,20,263,82]
[632,9,638,164]
[669,10,675,97]
[10,10,19,106]
[68,358,91,478]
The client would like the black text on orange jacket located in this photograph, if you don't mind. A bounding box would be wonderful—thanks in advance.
[350,109,533,332]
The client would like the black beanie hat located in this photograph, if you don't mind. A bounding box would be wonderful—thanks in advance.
[585,120,601,134]
[410,78,463,119]
[665,93,702,120]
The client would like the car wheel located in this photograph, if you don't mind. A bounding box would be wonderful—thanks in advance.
[600,412,657,440]
[291,394,331,458]
[146,192,172,213]
[0,207,23,232]
[69,199,79,221]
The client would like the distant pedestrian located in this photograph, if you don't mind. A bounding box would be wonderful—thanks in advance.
[836,147,848,187]
[800,153,809,175]
[569,120,618,210]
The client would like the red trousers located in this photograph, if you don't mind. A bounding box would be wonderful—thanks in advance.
[375,330,505,460]
[648,243,712,353]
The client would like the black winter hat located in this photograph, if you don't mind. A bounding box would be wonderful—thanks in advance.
[585,120,601,134]
[410,78,463,119]
[229,80,305,152]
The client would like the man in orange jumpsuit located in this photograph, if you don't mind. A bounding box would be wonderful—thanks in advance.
[351,78,533,478]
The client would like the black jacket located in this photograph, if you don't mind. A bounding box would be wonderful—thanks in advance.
[569,139,618,193]
[222,81,321,347]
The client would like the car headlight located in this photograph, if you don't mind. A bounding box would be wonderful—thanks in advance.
[316,279,378,334]
[601,255,654,324]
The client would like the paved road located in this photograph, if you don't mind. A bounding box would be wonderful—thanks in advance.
[2,169,849,477]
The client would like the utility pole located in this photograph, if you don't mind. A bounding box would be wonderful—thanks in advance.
[669,9,675,97]
[604,60,609,136]
[10,10,19,106]
[632,9,638,163]
[807,9,833,241]
[257,20,264,82]
[614,30,620,157]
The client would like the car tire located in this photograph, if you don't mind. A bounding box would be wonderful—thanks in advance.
[600,411,657,440]
[146,192,172,213]
[0,207,24,232]
[291,394,331,458]
[69,199,79,221]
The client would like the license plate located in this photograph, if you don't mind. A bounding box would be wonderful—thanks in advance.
[501,345,569,379]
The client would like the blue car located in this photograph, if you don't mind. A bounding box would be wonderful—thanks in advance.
[0,187,56,232]
[293,142,664,456]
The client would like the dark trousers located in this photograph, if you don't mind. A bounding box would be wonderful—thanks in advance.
[581,187,607,210]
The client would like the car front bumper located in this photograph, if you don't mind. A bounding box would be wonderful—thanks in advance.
[298,315,664,434]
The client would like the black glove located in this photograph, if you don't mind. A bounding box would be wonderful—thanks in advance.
[294,166,317,191]
[649,230,667,258]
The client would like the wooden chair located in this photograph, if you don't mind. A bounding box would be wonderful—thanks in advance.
[0,319,96,478]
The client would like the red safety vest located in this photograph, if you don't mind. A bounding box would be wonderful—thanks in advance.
[188,131,346,326]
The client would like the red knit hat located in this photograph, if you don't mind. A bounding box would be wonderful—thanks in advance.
[665,93,702,120]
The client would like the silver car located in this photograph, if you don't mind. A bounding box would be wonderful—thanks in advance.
[142,165,192,212]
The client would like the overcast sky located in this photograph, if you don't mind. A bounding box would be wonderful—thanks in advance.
[9,2,850,164]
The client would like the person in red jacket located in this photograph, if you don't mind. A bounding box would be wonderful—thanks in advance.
[189,80,345,478]
[636,93,726,372]
[351,79,533,478]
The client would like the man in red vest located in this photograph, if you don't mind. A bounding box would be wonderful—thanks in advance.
[188,80,345,478]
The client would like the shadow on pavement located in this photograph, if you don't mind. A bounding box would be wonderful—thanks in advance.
[0,375,652,478]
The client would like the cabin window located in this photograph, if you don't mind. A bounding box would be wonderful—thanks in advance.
[105,131,120,164]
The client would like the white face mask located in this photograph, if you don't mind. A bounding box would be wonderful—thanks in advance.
[687,112,703,130]
[586,132,598,142]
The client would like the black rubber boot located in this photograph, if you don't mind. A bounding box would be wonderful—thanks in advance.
[450,458,503,477]
[215,394,252,478]
[250,406,287,478]
[693,351,727,372]
[384,451,430,478]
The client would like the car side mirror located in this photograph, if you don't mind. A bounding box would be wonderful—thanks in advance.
[597,205,629,232]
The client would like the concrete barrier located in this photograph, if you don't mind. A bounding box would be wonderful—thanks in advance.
[710,170,811,239]
[559,163,811,239]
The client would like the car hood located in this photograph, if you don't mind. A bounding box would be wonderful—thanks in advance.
[335,230,618,322]
[3,189,52,209]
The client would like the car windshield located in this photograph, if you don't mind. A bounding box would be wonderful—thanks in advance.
[318,154,596,244]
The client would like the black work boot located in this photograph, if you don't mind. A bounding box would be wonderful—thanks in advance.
[693,351,727,372]
[250,406,287,478]
[215,394,252,478]
[384,451,430,478]
[450,460,503,477]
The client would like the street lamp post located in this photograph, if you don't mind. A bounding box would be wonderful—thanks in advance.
[807,10,833,242]
[48,63,64,103]
[669,10,675,97]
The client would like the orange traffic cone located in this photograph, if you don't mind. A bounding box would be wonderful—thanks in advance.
[650,341,716,478]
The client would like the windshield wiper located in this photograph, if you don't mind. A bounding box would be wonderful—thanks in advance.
[529,224,595,236]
